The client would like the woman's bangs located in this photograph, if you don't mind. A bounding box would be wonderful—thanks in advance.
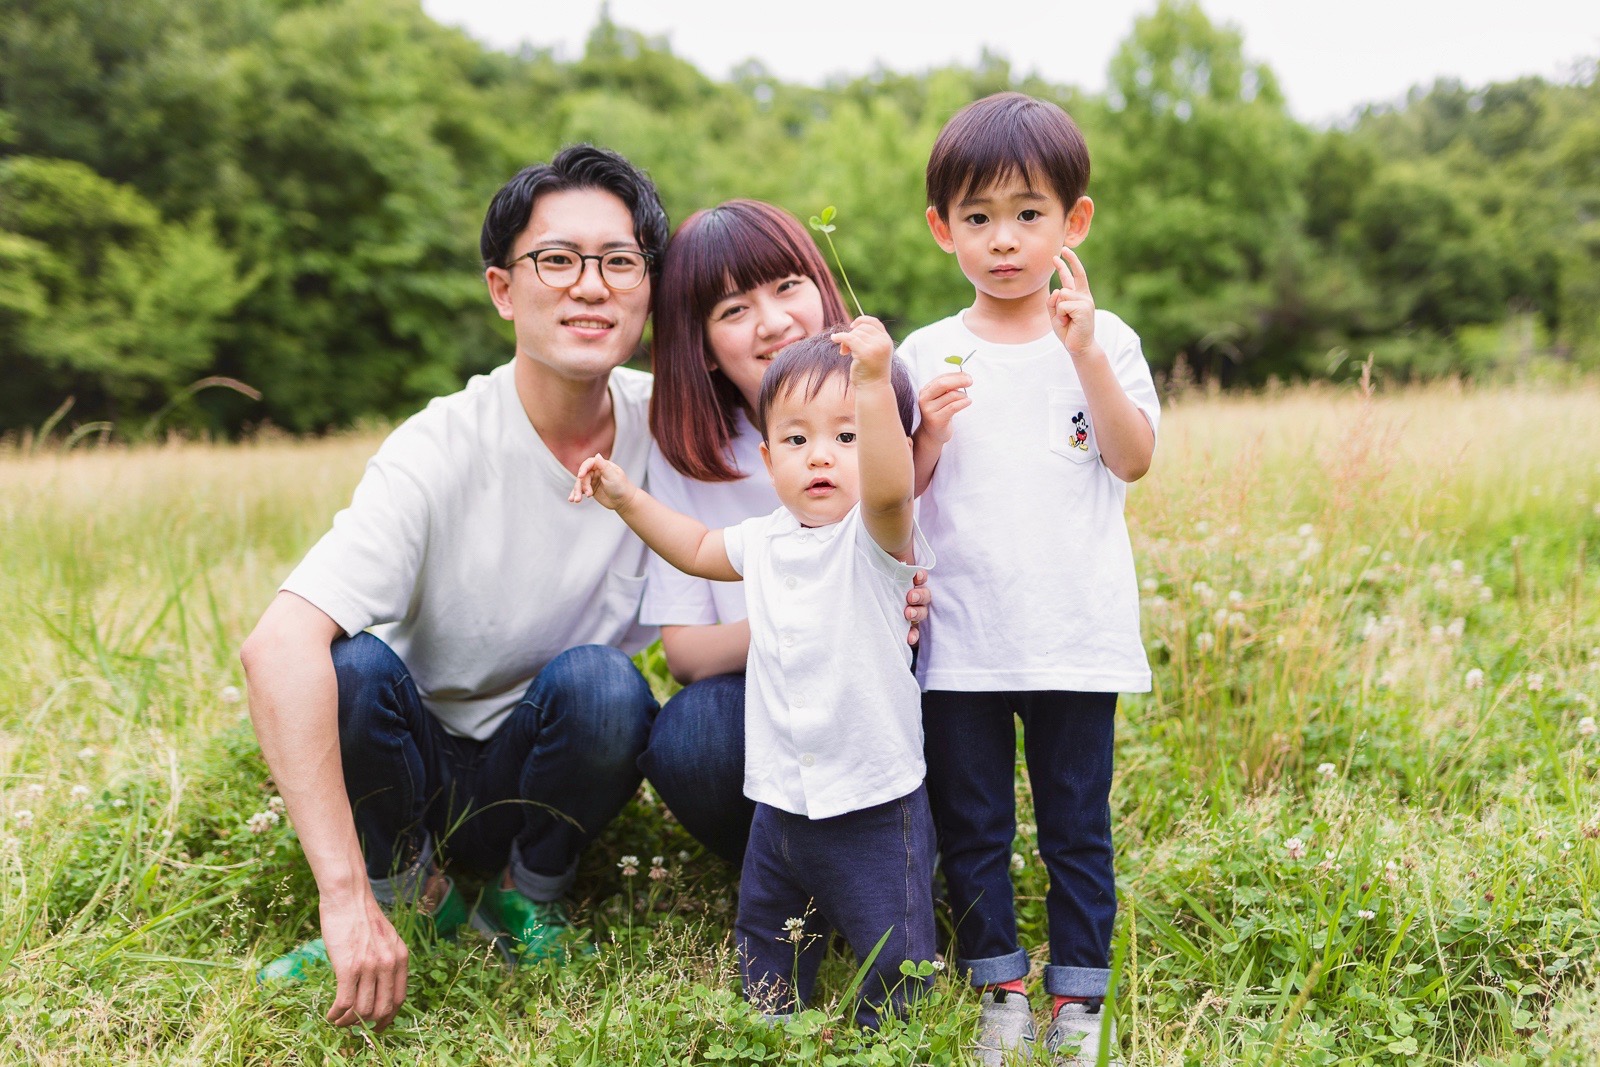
[681,208,812,319]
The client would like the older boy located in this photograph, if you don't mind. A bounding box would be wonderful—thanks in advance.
[906,92,1160,1065]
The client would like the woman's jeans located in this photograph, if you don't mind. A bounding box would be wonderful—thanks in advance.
[922,690,1118,999]
[639,672,755,864]
[334,633,656,903]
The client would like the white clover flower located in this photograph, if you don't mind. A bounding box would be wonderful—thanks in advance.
[1299,572,1314,586]
[1298,524,1315,538]
[1450,560,1465,575]
[1011,852,1026,871]
[1192,580,1215,604]
[25,783,45,797]
[1433,578,1450,593]
[1195,521,1211,535]
[1284,837,1307,860]
[1380,550,1394,563]
[70,785,90,800]
[219,685,243,705]
[618,854,640,876]
[13,810,33,830]
[111,798,126,809]
[648,855,669,881]
[1447,617,1466,640]
[1578,716,1597,738]
[677,850,691,863]
[1317,762,1337,779]
[1141,577,1158,592]
[1228,590,1244,605]
[1227,612,1247,630]
[1479,586,1493,601]
[246,810,280,834]
[1195,631,1216,654]
[1465,668,1485,690]
[1149,595,1168,614]
[1470,574,1484,586]
[931,960,946,972]
[1428,563,1444,580]
[76,747,97,761]
[1354,544,1371,556]
[1212,607,1230,628]
[1527,674,1545,692]
[784,916,806,942]
[267,795,286,815]
[1429,624,1446,644]
[1358,909,1376,921]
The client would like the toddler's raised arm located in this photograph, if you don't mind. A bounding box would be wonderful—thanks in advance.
[569,456,738,581]
[834,317,915,562]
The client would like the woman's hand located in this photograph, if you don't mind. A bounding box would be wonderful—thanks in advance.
[905,569,931,646]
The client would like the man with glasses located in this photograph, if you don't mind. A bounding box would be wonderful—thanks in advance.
[241,145,668,1031]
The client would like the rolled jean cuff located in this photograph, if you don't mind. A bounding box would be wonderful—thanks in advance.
[369,834,434,907]
[959,946,1031,988]
[509,841,579,902]
[1044,964,1110,998]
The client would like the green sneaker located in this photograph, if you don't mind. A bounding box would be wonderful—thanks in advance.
[255,881,474,985]
[479,887,589,963]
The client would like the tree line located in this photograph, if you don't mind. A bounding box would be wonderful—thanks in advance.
[2,0,1596,435]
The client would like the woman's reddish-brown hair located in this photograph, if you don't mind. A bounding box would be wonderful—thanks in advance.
[650,199,848,482]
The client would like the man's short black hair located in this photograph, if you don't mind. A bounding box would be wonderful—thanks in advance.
[756,330,917,440]
[926,92,1091,219]
[479,144,670,270]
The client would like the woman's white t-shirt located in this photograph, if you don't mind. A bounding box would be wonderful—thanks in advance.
[639,407,776,627]
[900,309,1160,694]
[281,361,655,740]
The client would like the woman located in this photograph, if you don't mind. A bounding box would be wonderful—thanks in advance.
[639,200,928,862]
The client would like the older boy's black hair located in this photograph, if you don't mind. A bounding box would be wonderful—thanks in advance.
[479,144,670,270]
[756,330,916,440]
[926,92,1091,219]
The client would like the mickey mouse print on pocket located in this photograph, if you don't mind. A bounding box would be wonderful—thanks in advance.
[1048,387,1097,464]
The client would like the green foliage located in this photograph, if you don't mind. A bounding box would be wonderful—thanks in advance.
[1,0,1597,434]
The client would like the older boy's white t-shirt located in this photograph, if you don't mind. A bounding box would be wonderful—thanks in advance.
[281,360,654,740]
[901,309,1159,693]
[723,504,932,820]
[640,408,776,627]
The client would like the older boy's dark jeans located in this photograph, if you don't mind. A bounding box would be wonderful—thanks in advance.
[736,785,938,1029]
[332,633,656,901]
[638,672,754,864]
[922,690,1117,999]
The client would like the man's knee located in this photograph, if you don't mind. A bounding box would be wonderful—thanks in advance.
[540,644,655,758]
[330,632,408,742]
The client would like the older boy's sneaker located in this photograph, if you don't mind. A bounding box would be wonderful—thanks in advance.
[1041,1002,1117,1065]
[480,887,589,963]
[972,988,1036,1065]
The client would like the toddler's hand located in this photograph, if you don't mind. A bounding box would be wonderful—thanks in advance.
[569,453,636,511]
[833,315,894,381]
[1048,247,1097,356]
[917,373,971,445]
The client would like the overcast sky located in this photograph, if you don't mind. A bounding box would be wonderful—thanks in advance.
[420,0,1599,125]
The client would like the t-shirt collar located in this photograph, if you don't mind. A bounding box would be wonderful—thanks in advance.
[764,506,845,541]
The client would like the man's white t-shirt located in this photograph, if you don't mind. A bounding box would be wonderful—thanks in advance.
[281,360,655,740]
[640,408,776,627]
[900,309,1160,693]
[723,505,933,820]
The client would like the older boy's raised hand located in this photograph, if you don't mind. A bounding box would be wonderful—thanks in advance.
[833,315,894,382]
[917,373,972,445]
[1049,247,1098,356]
[569,453,637,511]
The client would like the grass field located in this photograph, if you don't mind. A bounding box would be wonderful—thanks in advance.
[2,379,1599,1065]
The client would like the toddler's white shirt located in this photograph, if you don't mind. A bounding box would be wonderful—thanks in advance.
[901,309,1159,693]
[723,504,932,819]
[640,408,775,627]
[281,360,655,740]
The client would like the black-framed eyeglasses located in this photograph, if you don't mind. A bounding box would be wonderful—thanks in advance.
[512,248,653,291]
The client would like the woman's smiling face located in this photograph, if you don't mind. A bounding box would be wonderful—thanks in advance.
[704,273,826,412]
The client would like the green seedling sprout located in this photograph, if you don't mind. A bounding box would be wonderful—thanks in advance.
[807,205,865,319]
[944,350,976,369]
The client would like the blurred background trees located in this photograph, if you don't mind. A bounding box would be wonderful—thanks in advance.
[2,0,1596,435]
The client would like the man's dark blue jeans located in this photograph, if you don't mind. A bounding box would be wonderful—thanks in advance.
[333,633,656,903]
[639,672,754,864]
[922,690,1118,1000]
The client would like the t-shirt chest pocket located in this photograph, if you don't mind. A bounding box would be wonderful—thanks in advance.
[1047,387,1097,463]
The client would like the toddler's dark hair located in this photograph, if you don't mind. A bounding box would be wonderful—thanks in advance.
[926,91,1090,219]
[756,330,916,440]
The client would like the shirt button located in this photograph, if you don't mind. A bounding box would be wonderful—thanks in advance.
[785,576,798,590]
[800,753,816,767]
[782,634,795,648]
